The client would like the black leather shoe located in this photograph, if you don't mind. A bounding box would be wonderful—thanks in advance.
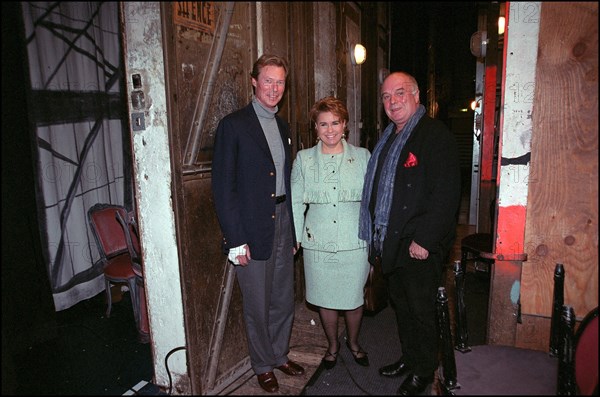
[396,373,434,395]
[345,340,369,366]
[321,350,338,370]
[379,358,411,377]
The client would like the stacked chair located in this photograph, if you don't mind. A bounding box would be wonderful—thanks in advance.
[87,203,149,343]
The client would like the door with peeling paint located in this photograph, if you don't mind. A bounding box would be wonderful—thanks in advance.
[122,1,259,393]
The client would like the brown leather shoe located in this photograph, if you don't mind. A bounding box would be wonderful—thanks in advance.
[257,371,279,393]
[275,360,305,376]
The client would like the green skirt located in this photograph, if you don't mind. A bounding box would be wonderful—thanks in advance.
[302,246,369,310]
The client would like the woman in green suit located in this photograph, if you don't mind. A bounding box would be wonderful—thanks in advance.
[291,96,371,369]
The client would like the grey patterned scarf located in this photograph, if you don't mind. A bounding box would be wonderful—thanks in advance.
[358,104,426,254]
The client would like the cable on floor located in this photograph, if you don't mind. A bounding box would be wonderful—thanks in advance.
[165,346,186,395]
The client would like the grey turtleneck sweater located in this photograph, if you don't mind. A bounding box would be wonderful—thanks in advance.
[252,97,286,196]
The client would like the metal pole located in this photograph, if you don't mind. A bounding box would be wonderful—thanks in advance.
[453,259,471,352]
[557,305,576,395]
[549,263,565,356]
[437,287,460,393]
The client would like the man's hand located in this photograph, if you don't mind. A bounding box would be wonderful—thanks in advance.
[409,241,429,260]
[229,244,251,266]
[237,245,251,266]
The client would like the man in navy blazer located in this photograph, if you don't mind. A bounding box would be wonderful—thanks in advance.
[211,54,303,393]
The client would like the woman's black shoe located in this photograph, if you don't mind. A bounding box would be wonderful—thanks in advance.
[322,350,338,370]
[345,340,369,366]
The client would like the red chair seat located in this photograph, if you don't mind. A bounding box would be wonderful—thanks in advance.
[88,203,145,341]
[575,307,599,395]
[103,255,138,279]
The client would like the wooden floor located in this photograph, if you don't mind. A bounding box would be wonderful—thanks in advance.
[220,302,332,395]
[218,222,476,395]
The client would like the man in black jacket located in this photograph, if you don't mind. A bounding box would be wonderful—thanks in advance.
[359,71,461,395]
[212,54,304,393]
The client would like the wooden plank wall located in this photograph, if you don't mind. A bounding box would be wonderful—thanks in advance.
[517,2,598,350]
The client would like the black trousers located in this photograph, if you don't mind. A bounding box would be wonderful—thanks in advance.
[386,252,443,377]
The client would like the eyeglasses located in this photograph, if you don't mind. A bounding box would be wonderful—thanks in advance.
[261,78,285,88]
[381,88,416,103]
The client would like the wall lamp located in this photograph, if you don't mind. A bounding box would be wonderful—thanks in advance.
[350,43,367,65]
[498,16,505,35]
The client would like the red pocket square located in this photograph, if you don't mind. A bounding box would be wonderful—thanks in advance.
[404,152,418,167]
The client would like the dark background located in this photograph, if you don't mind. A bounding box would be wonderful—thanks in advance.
[391,2,478,122]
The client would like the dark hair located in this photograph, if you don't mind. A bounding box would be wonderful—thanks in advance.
[250,54,289,80]
[310,96,349,133]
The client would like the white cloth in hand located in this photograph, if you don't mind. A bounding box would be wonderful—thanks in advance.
[228,244,247,265]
